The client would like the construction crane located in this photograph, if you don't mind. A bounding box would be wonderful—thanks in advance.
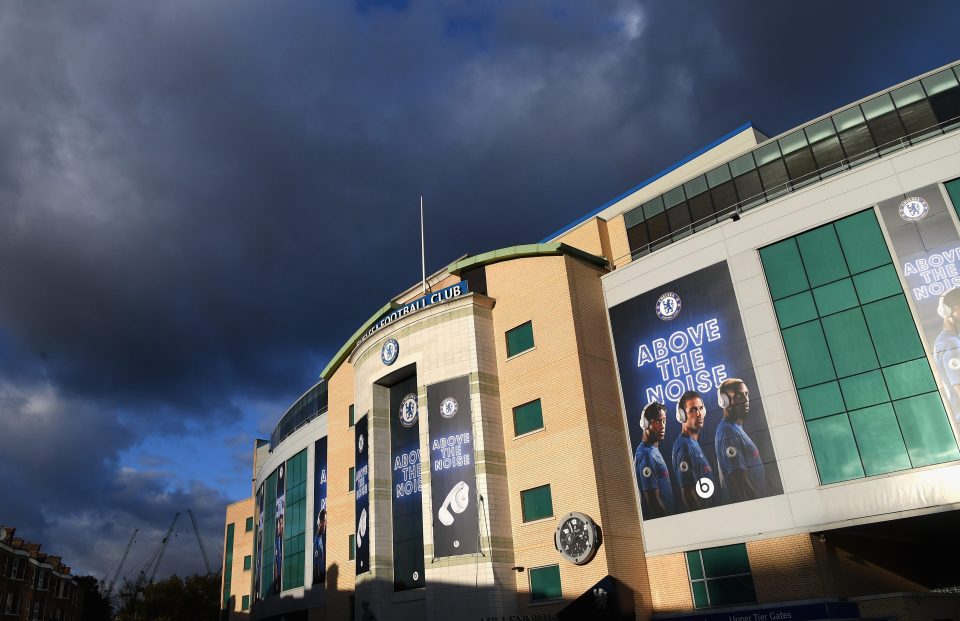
[187,509,214,575]
[102,529,138,597]
[134,512,181,590]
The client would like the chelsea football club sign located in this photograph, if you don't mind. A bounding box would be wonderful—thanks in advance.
[357,282,469,349]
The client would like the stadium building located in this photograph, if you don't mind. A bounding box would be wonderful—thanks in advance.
[221,61,960,621]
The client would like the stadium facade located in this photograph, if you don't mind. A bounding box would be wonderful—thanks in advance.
[221,61,960,621]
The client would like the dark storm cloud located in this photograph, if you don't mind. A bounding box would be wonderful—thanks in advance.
[0,0,958,579]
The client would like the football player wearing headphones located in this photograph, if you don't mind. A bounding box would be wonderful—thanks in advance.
[634,401,674,519]
[671,391,714,511]
[714,378,765,503]
[934,288,960,419]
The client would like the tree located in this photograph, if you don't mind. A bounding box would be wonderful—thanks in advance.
[76,575,113,621]
[115,572,220,621]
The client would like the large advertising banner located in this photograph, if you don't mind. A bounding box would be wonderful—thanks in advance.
[254,484,263,601]
[878,185,960,423]
[354,415,370,574]
[273,464,285,594]
[390,376,425,591]
[312,438,328,586]
[427,375,479,557]
[609,261,783,520]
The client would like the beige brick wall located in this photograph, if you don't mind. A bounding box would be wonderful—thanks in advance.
[223,497,255,619]
[326,361,356,620]
[748,534,826,603]
[606,214,632,268]
[555,218,606,259]
[647,553,693,612]
[485,253,654,618]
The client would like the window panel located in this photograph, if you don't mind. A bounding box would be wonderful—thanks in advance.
[821,309,879,377]
[849,403,911,476]
[691,580,710,608]
[242,595,250,611]
[707,575,757,608]
[709,180,739,213]
[627,223,651,257]
[807,414,865,483]
[687,192,716,231]
[513,399,544,436]
[758,158,790,199]
[861,297,925,365]
[666,202,692,237]
[774,291,818,328]
[521,484,553,522]
[760,240,810,300]
[733,169,765,210]
[646,211,671,247]
[852,265,901,303]
[642,196,665,219]
[664,186,686,208]
[506,321,535,357]
[729,153,756,177]
[894,393,960,466]
[834,211,892,274]
[839,370,889,410]
[797,225,849,286]
[686,551,704,580]
[348,466,355,492]
[244,555,252,571]
[684,175,709,197]
[810,135,847,175]
[882,359,938,400]
[706,164,732,187]
[782,321,836,388]
[783,146,820,187]
[922,69,959,96]
[798,381,846,421]
[812,279,859,316]
[245,516,254,532]
[349,404,355,427]
[623,206,646,229]
[701,544,750,578]
[804,118,837,144]
[349,534,356,561]
[529,565,562,601]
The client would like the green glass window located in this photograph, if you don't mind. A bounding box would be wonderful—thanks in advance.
[348,534,356,561]
[283,449,308,591]
[529,565,562,601]
[686,544,756,609]
[946,178,960,221]
[245,516,253,532]
[348,466,355,492]
[349,404,355,427]
[506,321,535,357]
[760,209,960,484]
[222,523,234,608]
[241,595,249,611]
[243,555,251,571]
[513,399,544,436]
[521,484,553,522]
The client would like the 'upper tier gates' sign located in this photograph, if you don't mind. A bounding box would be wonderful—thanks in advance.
[355,281,469,349]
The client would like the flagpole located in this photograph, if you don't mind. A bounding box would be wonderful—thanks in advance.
[420,195,427,295]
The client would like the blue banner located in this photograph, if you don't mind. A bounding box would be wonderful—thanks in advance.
[355,415,370,574]
[390,375,425,590]
[313,438,328,585]
[609,261,783,520]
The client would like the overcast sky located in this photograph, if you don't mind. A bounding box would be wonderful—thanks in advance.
[1,0,958,584]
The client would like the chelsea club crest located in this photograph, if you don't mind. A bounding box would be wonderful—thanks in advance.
[899,196,929,222]
[655,292,681,321]
[399,393,419,427]
[440,397,458,419]
[381,338,399,365]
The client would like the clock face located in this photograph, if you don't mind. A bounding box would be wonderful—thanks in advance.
[555,511,599,565]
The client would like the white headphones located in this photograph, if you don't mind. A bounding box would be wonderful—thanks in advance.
[939,292,952,319]
[438,481,470,526]
[676,400,687,424]
[640,401,663,430]
[717,385,730,409]
[357,508,367,548]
